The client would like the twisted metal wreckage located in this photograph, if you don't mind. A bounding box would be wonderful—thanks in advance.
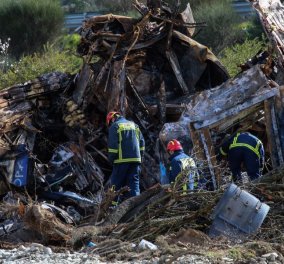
[0,0,283,254]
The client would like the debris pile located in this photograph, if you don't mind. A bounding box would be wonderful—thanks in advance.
[0,0,283,260]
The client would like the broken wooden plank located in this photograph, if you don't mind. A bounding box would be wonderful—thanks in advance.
[193,88,278,129]
[73,63,92,105]
[270,98,284,164]
[275,86,284,157]
[179,3,196,36]
[188,123,204,161]
[202,128,220,188]
[264,99,278,168]
[108,61,127,113]
[157,79,167,124]
[214,104,263,133]
[166,49,190,95]
[199,130,217,190]
[126,74,150,115]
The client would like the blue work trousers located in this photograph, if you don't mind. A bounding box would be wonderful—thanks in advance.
[111,162,141,198]
[228,148,261,182]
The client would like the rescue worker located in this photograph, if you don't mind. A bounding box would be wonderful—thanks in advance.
[106,111,145,201]
[167,139,198,190]
[219,131,264,182]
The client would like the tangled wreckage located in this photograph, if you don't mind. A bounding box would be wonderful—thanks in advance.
[0,0,284,260]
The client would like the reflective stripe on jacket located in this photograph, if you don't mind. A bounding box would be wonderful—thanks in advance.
[168,150,198,190]
[108,117,145,164]
[220,132,264,166]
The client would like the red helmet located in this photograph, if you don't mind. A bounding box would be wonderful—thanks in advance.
[167,139,183,152]
[106,111,120,126]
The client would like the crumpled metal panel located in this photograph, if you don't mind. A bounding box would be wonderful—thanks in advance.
[209,183,270,239]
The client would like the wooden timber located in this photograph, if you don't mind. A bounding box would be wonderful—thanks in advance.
[264,99,278,167]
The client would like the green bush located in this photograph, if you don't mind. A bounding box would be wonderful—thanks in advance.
[219,37,266,77]
[193,0,244,54]
[55,33,81,52]
[0,43,82,89]
[0,0,64,58]
[238,16,265,40]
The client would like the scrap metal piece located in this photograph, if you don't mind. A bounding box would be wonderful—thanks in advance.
[40,191,96,209]
[209,183,270,240]
[0,219,22,237]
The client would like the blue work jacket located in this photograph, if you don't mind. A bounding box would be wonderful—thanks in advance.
[220,132,264,167]
[168,150,197,190]
[108,117,145,164]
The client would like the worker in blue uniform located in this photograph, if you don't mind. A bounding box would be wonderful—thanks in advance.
[106,111,145,202]
[167,139,198,191]
[219,132,264,182]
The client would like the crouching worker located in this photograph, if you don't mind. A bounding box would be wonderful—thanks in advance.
[167,139,198,191]
[219,132,264,183]
[107,111,145,204]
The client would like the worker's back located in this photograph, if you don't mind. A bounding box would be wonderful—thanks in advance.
[108,116,144,164]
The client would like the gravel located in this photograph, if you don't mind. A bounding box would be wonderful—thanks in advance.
[0,243,213,264]
[0,243,283,264]
[0,243,102,264]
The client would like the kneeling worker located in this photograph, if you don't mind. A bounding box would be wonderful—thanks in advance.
[219,131,264,182]
[167,139,198,191]
[107,111,145,201]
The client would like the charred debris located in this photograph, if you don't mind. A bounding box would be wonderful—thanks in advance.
[0,0,284,254]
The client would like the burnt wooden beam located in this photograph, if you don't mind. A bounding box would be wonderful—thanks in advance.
[202,128,220,188]
[73,63,92,105]
[264,99,279,167]
[275,86,284,161]
[193,88,278,129]
[199,130,217,190]
[166,49,190,95]
[188,123,204,162]
[270,98,284,164]
[108,60,127,113]
[126,74,150,115]
[157,79,166,124]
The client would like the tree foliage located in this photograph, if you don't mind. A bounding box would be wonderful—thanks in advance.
[0,0,64,58]
[0,38,82,89]
[193,0,244,54]
[219,37,266,77]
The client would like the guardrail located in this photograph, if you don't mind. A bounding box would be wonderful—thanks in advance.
[232,0,255,16]
[64,12,101,31]
[64,1,255,32]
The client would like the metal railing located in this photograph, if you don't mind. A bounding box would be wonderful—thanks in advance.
[64,12,101,31]
[232,0,255,16]
[64,1,255,32]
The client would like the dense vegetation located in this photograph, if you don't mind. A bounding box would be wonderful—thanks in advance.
[0,0,64,58]
[0,0,267,89]
[0,34,82,88]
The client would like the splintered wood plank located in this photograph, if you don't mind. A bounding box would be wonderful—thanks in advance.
[193,88,278,129]
[270,99,284,164]
[200,130,217,190]
[202,128,221,188]
[264,99,278,167]
[188,123,204,161]
[73,63,92,105]
[275,86,284,166]
[166,49,190,95]
[108,60,127,113]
